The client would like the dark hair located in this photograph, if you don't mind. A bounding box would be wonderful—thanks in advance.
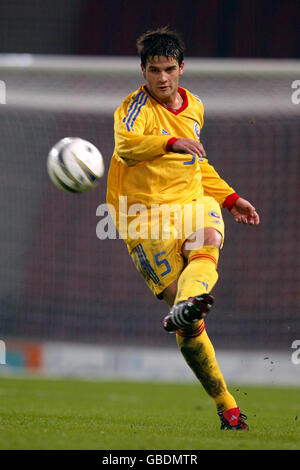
[136,26,185,67]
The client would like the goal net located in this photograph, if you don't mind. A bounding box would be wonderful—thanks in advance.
[0,55,299,350]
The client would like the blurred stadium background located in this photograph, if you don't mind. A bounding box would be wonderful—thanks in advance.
[0,0,299,384]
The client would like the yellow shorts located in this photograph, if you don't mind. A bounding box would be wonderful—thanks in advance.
[129,196,224,297]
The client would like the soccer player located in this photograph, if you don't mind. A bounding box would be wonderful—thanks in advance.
[106,27,259,430]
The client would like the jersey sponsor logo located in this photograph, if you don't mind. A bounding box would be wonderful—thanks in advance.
[122,91,148,131]
[209,211,221,219]
[194,122,201,140]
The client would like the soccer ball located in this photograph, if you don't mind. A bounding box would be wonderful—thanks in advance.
[47,137,104,193]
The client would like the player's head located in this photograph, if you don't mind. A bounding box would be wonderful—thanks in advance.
[136,26,185,68]
[137,27,185,102]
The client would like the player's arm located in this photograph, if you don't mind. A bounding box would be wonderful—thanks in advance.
[199,157,238,205]
[114,94,177,165]
[190,96,259,225]
[200,158,259,225]
[115,91,206,165]
[115,118,172,165]
[115,89,208,165]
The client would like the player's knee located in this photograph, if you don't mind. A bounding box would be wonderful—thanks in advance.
[203,227,222,249]
[182,228,222,261]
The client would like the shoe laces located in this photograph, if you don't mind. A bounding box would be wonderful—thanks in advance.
[238,413,248,426]
[219,409,248,429]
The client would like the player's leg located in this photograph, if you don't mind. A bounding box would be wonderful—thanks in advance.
[161,196,224,328]
[129,203,248,429]
[162,199,249,429]
[163,195,224,329]
[163,226,237,410]
[176,226,221,303]
[177,327,248,429]
[161,197,222,310]
[162,229,248,428]
[130,238,184,302]
[161,227,218,331]
[161,278,178,307]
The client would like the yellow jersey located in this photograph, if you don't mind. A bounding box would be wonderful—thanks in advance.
[106,85,237,249]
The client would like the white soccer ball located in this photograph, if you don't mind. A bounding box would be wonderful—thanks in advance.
[47,137,104,193]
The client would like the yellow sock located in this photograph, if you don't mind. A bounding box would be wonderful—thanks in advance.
[175,245,219,303]
[177,329,237,412]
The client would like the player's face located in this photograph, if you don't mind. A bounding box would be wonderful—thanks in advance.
[141,56,184,103]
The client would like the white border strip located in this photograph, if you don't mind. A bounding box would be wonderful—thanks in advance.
[0,80,5,104]
[40,342,300,385]
[0,54,299,76]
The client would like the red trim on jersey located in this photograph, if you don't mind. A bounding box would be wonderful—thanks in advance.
[144,85,189,115]
[223,193,240,211]
[166,137,179,151]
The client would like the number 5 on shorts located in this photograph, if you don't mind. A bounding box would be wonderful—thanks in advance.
[154,251,171,277]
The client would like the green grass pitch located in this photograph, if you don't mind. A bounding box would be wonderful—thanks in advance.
[0,376,299,450]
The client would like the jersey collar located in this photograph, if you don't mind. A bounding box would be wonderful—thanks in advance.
[144,85,188,115]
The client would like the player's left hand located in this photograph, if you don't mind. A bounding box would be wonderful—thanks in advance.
[230,197,260,225]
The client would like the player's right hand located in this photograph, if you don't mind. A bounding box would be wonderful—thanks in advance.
[171,138,206,157]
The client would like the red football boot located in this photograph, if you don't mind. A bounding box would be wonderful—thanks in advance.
[218,407,249,430]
